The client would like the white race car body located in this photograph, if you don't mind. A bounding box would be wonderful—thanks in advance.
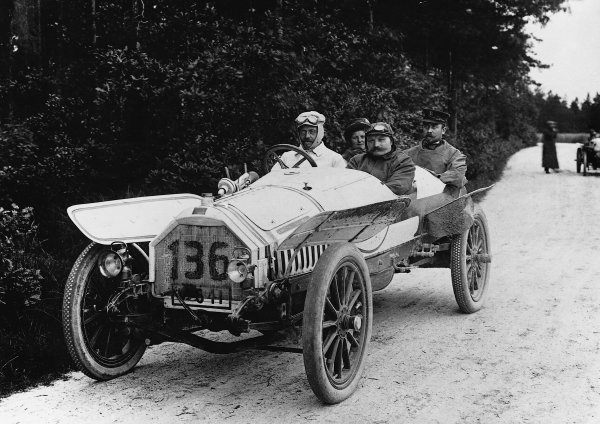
[68,166,445,312]
[63,157,491,404]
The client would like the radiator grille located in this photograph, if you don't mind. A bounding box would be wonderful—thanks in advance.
[274,244,327,279]
[153,224,245,302]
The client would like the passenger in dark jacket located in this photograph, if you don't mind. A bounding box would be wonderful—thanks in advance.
[347,122,416,196]
[404,109,467,188]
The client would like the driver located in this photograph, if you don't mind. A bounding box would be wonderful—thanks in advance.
[272,111,346,169]
[403,109,467,188]
[347,122,415,196]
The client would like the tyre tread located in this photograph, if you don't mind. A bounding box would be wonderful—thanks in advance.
[62,242,146,380]
[450,206,491,314]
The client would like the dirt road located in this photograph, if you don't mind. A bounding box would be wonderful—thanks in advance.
[2,143,600,423]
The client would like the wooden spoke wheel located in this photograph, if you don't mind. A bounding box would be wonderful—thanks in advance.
[450,205,491,313]
[63,243,147,380]
[302,243,372,404]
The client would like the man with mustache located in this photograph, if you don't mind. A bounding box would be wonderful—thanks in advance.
[346,122,415,196]
[404,109,467,188]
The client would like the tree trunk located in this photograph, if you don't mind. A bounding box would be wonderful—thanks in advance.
[91,0,96,45]
[0,0,13,78]
[447,49,458,134]
[10,0,41,64]
[367,0,373,32]
[275,0,284,41]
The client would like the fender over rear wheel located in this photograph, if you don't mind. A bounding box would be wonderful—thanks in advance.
[302,243,373,404]
[62,242,147,380]
[450,205,491,313]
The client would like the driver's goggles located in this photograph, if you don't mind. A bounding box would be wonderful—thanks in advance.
[366,122,394,140]
[295,112,325,126]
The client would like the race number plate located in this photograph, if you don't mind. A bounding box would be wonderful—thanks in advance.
[154,224,246,303]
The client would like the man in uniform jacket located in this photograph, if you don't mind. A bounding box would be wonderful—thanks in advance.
[347,122,415,196]
[404,109,467,189]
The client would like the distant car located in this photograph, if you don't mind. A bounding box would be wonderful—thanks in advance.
[62,144,492,404]
[576,137,600,175]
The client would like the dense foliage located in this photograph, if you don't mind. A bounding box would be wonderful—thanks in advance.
[0,205,68,394]
[0,0,568,391]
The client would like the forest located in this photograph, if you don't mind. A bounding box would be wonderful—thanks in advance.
[536,91,600,133]
[0,0,589,393]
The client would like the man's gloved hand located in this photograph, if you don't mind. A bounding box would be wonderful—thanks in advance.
[440,173,452,184]
[424,168,441,179]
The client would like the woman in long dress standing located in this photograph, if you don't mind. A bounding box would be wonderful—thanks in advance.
[542,120,559,173]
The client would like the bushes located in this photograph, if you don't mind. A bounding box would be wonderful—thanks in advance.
[0,205,69,396]
[0,206,44,307]
[452,82,539,189]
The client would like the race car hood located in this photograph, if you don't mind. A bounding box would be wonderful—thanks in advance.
[215,167,398,234]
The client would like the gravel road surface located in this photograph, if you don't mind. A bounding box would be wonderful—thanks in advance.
[2,142,599,424]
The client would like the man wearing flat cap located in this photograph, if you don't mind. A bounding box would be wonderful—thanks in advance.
[347,122,416,196]
[273,111,347,170]
[404,109,467,189]
[342,118,370,161]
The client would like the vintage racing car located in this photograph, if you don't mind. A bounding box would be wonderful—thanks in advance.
[62,144,492,404]
[576,136,600,175]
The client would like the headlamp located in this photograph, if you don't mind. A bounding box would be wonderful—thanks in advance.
[98,250,123,278]
[227,259,248,283]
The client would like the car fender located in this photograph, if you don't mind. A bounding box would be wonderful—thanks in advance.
[67,194,204,244]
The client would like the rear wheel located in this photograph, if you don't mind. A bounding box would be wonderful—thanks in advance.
[63,242,147,380]
[583,151,588,176]
[450,206,491,313]
[302,243,372,404]
[576,149,582,173]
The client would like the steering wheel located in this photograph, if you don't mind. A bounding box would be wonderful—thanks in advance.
[263,144,318,171]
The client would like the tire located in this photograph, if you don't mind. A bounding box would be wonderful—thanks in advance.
[302,243,373,404]
[576,149,582,173]
[450,205,491,313]
[583,151,588,176]
[62,242,147,380]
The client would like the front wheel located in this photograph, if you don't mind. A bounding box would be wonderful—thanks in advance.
[583,151,588,176]
[450,205,491,313]
[62,242,147,380]
[302,243,373,404]
[576,149,582,173]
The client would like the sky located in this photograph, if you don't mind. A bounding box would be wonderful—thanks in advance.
[527,0,600,103]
